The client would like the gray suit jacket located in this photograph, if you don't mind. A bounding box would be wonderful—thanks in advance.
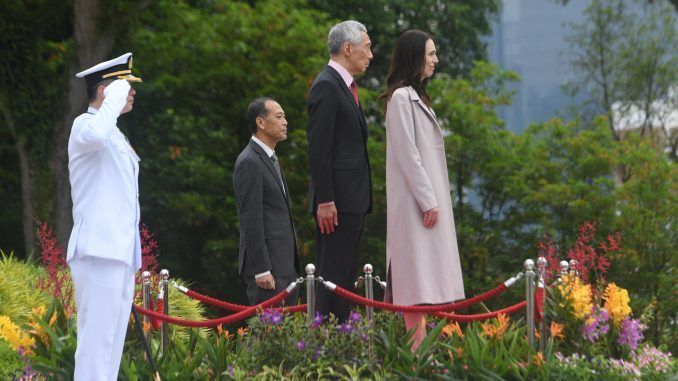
[233,140,299,277]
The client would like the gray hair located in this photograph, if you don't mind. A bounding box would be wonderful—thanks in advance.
[328,20,367,56]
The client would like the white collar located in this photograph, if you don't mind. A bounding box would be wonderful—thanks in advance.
[328,59,354,88]
[87,106,99,114]
[251,136,275,158]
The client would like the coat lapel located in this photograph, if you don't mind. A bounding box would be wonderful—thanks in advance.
[249,141,287,200]
[406,86,441,132]
[323,66,369,140]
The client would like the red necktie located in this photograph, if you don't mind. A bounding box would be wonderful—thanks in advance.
[350,81,359,106]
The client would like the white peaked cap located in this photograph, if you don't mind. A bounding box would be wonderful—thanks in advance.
[75,52,141,86]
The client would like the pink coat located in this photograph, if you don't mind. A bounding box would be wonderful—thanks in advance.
[384,86,465,306]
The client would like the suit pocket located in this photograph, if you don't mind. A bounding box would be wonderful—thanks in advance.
[265,230,287,240]
[332,158,361,169]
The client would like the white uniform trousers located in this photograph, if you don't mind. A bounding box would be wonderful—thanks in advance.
[69,255,135,381]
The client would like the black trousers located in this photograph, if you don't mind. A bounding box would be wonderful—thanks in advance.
[243,274,299,307]
[314,213,365,322]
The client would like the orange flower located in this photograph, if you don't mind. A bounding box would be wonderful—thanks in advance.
[49,312,59,327]
[533,353,545,367]
[481,314,510,339]
[442,322,463,338]
[550,322,565,340]
[237,327,249,337]
[496,314,509,332]
[447,346,464,360]
[142,321,152,334]
[216,324,233,339]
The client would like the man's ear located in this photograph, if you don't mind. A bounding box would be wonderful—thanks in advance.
[343,41,352,56]
[256,116,265,130]
[97,84,107,99]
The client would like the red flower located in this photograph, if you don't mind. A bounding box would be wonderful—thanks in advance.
[537,222,620,283]
[35,220,73,316]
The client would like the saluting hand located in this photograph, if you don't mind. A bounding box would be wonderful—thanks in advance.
[102,79,132,115]
[423,207,439,229]
[317,203,339,234]
[103,79,131,99]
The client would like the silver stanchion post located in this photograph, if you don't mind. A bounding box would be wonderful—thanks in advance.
[537,257,548,353]
[142,271,152,344]
[363,264,375,323]
[305,264,316,324]
[559,260,569,280]
[524,259,536,350]
[569,259,579,278]
[159,269,169,354]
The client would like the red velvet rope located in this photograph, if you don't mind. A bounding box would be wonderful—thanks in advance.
[185,290,249,311]
[185,289,307,313]
[285,304,307,313]
[328,282,508,313]
[535,287,544,322]
[152,298,164,330]
[432,301,527,322]
[134,289,289,328]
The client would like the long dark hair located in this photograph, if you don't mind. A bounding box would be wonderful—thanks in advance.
[379,29,434,112]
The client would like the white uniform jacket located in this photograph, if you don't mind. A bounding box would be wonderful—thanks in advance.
[67,99,142,271]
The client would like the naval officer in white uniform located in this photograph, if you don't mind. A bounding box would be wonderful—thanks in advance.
[67,52,143,381]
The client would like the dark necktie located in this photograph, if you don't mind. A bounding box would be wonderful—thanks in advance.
[350,81,359,106]
[270,153,285,195]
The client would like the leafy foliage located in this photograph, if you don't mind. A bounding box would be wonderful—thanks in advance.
[0,251,50,324]
[309,0,499,86]
[124,0,331,304]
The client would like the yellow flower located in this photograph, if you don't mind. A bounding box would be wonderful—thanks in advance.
[558,275,593,320]
[0,315,35,355]
[31,305,46,318]
[442,321,464,338]
[550,322,565,340]
[481,313,510,339]
[26,308,57,347]
[604,283,631,325]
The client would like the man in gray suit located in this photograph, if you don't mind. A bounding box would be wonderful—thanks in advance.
[234,97,300,306]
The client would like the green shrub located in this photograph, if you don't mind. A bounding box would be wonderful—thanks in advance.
[0,251,50,324]
[0,339,24,379]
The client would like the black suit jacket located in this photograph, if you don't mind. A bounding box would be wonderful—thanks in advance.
[306,65,372,214]
[233,140,300,277]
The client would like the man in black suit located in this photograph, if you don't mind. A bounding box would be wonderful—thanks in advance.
[307,20,373,321]
[234,97,300,306]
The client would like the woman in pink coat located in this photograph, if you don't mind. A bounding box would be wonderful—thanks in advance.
[381,30,465,351]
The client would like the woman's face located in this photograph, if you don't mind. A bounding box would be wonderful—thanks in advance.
[421,39,438,79]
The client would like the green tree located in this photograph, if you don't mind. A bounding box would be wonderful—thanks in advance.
[613,135,677,348]
[0,0,71,256]
[565,0,678,152]
[125,0,331,302]
[308,0,499,87]
[0,0,154,255]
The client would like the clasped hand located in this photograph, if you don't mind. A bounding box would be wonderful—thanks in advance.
[255,274,275,290]
[317,203,338,234]
[423,207,439,228]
